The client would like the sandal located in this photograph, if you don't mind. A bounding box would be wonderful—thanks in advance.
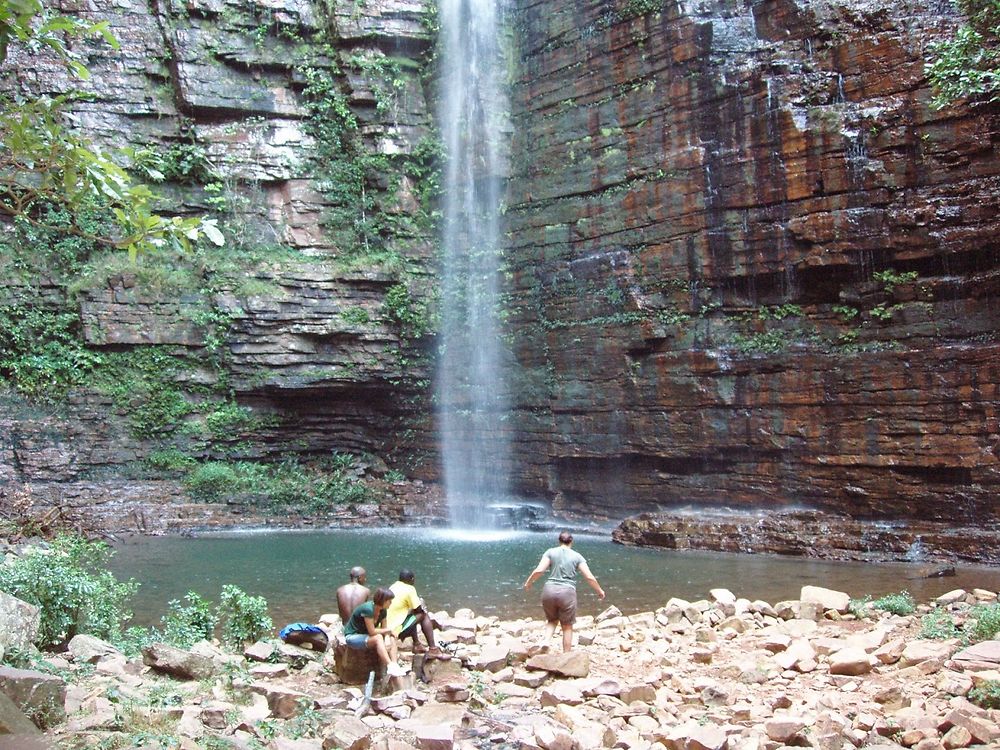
[426,647,451,661]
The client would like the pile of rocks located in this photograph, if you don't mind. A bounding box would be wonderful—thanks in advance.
[1,585,999,749]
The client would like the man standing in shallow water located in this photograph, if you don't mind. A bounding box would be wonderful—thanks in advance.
[523,531,605,652]
[336,566,370,624]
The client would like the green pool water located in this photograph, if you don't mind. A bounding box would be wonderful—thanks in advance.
[107,528,1000,629]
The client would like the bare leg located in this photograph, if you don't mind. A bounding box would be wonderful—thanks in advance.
[561,623,573,652]
[545,620,558,640]
[387,634,399,662]
[418,613,436,648]
[367,634,392,666]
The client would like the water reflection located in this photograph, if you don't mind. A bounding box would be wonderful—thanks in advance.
[108,529,1000,628]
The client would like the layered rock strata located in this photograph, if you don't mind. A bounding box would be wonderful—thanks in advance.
[503,0,1000,533]
[0,0,440,519]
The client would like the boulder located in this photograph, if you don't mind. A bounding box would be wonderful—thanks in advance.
[655,721,727,750]
[535,720,577,750]
[249,681,310,719]
[900,640,958,667]
[333,634,381,685]
[0,665,66,728]
[468,645,510,672]
[800,586,851,613]
[539,680,586,706]
[244,641,276,662]
[526,651,590,678]
[413,724,454,750]
[67,634,121,664]
[952,640,1000,666]
[828,647,873,676]
[941,708,1000,744]
[0,689,40,735]
[142,643,220,680]
[0,592,39,652]
[937,590,968,606]
[322,714,373,750]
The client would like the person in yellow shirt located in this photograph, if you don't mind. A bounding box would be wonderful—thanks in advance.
[386,569,449,659]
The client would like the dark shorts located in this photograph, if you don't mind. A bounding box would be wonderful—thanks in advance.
[399,613,419,639]
[541,583,577,625]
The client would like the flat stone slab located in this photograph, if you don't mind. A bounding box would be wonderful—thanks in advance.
[953,640,1000,664]
[525,651,590,678]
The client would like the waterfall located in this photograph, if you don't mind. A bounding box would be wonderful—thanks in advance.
[437,0,511,530]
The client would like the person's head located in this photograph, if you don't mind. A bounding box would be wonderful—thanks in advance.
[349,566,367,584]
[398,568,415,584]
[373,587,395,607]
[558,531,573,546]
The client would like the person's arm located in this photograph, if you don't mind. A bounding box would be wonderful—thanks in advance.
[523,554,551,589]
[364,615,392,636]
[578,561,605,599]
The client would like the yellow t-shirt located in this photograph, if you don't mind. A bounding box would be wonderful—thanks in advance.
[386,581,422,634]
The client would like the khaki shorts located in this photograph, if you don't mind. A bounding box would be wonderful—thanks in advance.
[541,583,577,625]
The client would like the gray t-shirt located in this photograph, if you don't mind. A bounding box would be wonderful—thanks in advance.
[544,545,585,588]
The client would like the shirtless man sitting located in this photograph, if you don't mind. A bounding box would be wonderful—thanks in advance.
[336,566,370,624]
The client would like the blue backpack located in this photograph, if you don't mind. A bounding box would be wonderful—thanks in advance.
[279,622,329,651]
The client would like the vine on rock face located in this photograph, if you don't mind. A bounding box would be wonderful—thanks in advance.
[927,0,1000,107]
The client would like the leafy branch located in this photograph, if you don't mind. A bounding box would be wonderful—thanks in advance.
[0,0,222,256]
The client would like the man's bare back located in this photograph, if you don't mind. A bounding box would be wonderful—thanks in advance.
[337,566,370,623]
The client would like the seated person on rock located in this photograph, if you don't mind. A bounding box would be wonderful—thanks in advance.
[343,586,406,676]
[336,565,370,624]
[386,568,448,660]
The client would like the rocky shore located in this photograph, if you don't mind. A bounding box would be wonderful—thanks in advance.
[3,585,1000,749]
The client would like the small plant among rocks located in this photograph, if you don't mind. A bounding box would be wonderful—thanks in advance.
[871,591,916,616]
[919,608,961,640]
[966,602,1000,643]
[849,591,916,618]
[969,679,1000,710]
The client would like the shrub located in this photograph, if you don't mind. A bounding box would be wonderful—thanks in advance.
[185,462,238,501]
[0,535,137,647]
[919,608,961,640]
[871,591,916,616]
[161,592,217,648]
[182,456,375,510]
[966,602,1000,643]
[218,585,272,650]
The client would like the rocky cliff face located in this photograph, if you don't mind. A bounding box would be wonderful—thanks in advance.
[3,0,999,557]
[502,0,1000,545]
[0,0,442,528]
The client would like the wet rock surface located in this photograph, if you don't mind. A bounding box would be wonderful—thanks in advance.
[1,0,1000,563]
[612,509,1000,564]
[27,587,1000,749]
[502,0,1000,535]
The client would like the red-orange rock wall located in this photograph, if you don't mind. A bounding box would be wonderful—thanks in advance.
[502,0,1000,524]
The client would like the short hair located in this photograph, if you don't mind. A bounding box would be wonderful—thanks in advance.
[398,568,415,584]
[373,587,395,606]
[558,531,573,545]
[349,566,366,582]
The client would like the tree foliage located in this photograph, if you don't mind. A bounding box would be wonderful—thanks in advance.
[0,0,223,256]
[0,535,137,647]
[927,0,1000,108]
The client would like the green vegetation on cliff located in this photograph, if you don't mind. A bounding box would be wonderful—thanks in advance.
[927,0,1000,106]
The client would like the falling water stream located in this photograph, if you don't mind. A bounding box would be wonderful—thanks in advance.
[437,0,512,531]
